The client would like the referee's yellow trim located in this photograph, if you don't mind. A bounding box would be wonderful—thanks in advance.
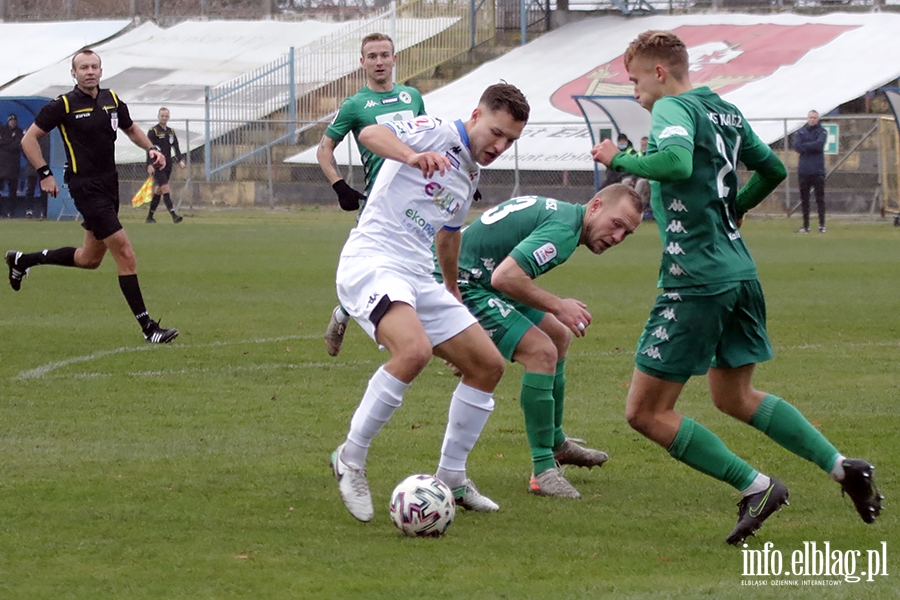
[59,124,77,173]
[62,95,70,113]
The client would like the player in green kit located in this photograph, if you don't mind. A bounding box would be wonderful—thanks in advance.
[436,184,643,498]
[318,32,426,357]
[591,30,882,544]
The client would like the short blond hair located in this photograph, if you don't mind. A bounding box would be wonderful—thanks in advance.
[624,30,689,82]
[361,33,394,56]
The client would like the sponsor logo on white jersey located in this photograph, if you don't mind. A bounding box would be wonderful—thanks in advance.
[424,182,462,216]
[659,125,689,139]
[668,199,688,212]
[364,100,377,109]
[662,292,682,301]
[669,264,686,276]
[545,198,558,211]
[641,346,663,360]
[659,307,677,321]
[399,91,412,104]
[666,242,686,255]
[666,220,688,234]
[651,326,670,341]
[532,242,558,266]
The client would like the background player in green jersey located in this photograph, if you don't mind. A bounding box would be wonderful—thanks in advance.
[317,32,426,357]
[592,30,882,544]
[436,184,643,498]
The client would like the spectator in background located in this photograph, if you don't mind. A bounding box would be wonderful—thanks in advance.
[639,136,649,156]
[0,113,24,217]
[793,110,827,233]
[600,133,635,189]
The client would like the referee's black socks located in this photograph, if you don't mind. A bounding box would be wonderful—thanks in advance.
[118,274,152,331]
[18,247,77,270]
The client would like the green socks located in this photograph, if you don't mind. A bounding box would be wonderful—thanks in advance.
[552,359,567,448]
[521,371,556,474]
[668,418,758,491]
[750,394,840,472]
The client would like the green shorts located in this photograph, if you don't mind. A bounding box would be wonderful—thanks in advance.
[460,284,545,360]
[634,280,774,383]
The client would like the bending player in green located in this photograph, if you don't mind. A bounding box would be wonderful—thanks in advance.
[317,32,426,357]
[592,30,882,544]
[436,184,643,497]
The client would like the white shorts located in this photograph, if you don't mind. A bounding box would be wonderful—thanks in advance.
[336,255,477,347]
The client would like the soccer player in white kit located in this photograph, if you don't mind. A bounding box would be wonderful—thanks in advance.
[330,83,530,522]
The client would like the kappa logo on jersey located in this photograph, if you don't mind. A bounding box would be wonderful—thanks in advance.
[666,242,686,255]
[666,220,689,234]
[381,97,399,105]
[549,24,857,116]
[659,307,677,321]
[662,292,682,301]
[367,293,380,307]
[669,264,686,276]
[545,198,558,211]
[659,125,689,140]
[399,91,412,104]
[651,326,670,341]
[641,346,663,360]
[450,146,462,154]
[480,257,495,272]
[668,199,688,212]
[364,100,377,109]
[532,243,558,266]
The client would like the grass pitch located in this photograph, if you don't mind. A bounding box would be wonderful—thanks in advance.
[1,208,897,599]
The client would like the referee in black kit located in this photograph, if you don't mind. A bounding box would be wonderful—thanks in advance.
[145,107,185,224]
[6,49,179,344]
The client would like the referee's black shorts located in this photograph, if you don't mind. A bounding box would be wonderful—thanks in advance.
[68,171,123,241]
[152,166,172,186]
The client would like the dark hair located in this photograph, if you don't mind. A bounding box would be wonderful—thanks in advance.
[624,30,689,81]
[617,133,629,142]
[360,33,394,56]
[71,48,101,70]
[478,83,530,123]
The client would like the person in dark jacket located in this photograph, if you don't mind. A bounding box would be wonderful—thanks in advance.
[600,133,635,189]
[792,110,828,233]
[0,113,24,217]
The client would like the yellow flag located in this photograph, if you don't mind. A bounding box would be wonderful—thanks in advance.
[131,176,154,208]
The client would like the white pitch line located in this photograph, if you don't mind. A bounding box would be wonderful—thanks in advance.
[13,334,321,381]
[36,360,375,381]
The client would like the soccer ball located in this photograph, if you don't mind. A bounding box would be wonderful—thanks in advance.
[389,474,456,537]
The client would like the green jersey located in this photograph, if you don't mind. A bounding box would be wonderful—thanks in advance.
[437,196,585,294]
[325,83,426,194]
[647,86,775,288]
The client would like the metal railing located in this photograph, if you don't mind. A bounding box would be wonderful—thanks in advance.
[203,0,495,180]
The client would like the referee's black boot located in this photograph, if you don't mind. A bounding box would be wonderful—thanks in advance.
[172,212,183,224]
[146,212,157,224]
[143,319,179,344]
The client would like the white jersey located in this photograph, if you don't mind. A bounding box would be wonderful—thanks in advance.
[340,116,481,276]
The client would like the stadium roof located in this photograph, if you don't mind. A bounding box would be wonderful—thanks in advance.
[0,20,131,89]
[287,12,900,171]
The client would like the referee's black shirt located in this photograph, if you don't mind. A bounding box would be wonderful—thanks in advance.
[34,86,133,179]
[147,124,183,166]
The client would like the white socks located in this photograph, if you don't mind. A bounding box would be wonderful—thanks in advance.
[436,382,495,489]
[343,366,408,468]
[830,454,847,482]
[741,473,772,497]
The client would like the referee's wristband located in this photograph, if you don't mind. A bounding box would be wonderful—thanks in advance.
[37,165,53,180]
